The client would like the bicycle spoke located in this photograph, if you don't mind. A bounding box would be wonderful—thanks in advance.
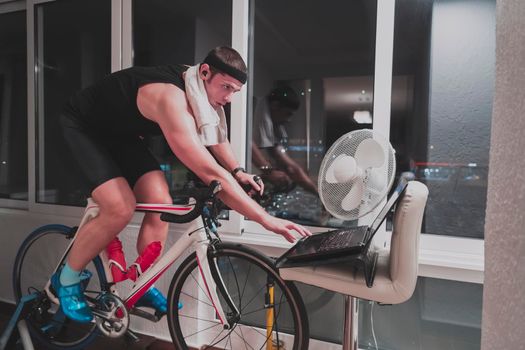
[233,328,256,350]
[189,271,213,304]
[183,321,224,340]
[221,256,243,310]
[239,284,266,314]
[178,314,222,324]
[241,298,290,318]
[180,290,214,308]
[204,326,231,349]
[170,247,307,349]
[240,262,252,304]
[225,333,231,349]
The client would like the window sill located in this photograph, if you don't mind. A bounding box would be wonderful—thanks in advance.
[221,229,484,284]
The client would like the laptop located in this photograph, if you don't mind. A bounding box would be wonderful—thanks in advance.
[276,175,410,268]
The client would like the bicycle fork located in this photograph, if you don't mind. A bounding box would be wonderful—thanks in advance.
[195,240,240,329]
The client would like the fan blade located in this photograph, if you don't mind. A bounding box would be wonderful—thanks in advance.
[341,180,365,211]
[368,167,387,191]
[354,138,385,169]
[325,154,358,184]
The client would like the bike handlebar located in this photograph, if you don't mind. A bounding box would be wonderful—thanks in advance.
[160,180,222,224]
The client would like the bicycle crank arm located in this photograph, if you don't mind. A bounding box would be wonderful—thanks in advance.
[129,307,162,322]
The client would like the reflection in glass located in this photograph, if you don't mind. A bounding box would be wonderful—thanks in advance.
[0,11,27,200]
[35,0,111,205]
[359,278,482,350]
[389,0,495,238]
[249,0,377,228]
[133,0,232,196]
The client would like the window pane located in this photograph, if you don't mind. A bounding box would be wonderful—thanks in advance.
[249,0,377,228]
[35,0,111,205]
[389,0,495,238]
[292,278,482,347]
[132,0,232,194]
[359,278,482,349]
[0,10,27,200]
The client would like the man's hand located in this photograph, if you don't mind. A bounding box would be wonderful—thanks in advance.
[262,216,311,243]
[264,169,293,190]
[235,171,264,196]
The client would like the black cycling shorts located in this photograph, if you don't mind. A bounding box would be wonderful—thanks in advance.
[60,110,161,194]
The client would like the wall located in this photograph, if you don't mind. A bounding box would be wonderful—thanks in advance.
[481,0,525,349]
[428,0,495,165]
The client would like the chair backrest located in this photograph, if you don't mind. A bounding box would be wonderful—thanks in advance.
[387,181,429,304]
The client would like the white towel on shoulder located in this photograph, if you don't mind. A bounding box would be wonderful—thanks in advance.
[184,64,228,146]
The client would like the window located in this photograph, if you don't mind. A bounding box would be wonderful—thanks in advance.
[359,278,482,349]
[132,0,232,193]
[389,0,495,238]
[281,278,482,348]
[35,0,111,206]
[248,0,377,228]
[0,9,27,201]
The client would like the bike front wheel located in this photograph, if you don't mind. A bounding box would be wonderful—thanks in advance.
[12,224,105,350]
[167,242,309,350]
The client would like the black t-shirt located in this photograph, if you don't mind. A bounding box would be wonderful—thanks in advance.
[66,64,188,136]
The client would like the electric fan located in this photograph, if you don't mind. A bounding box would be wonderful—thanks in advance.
[318,129,396,220]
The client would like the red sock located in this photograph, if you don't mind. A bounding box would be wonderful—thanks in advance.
[106,237,127,282]
[127,241,162,282]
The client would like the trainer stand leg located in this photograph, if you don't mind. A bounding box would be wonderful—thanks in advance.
[16,320,34,350]
[342,296,358,350]
[0,293,38,350]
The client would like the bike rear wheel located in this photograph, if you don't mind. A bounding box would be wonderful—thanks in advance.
[12,224,105,350]
[167,242,309,350]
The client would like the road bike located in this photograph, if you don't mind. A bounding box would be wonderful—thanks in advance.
[12,181,309,349]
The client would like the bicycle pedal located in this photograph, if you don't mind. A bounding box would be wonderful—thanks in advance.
[154,310,167,320]
[125,328,141,343]
[129,307,161,322]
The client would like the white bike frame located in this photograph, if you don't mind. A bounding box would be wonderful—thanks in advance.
[46,197,236,328]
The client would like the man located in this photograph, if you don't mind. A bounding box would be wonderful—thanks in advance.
[55,46,310,323]
[252,86,318,194]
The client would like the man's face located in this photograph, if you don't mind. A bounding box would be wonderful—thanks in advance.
[269,101,296,125]
[201,65,243,109]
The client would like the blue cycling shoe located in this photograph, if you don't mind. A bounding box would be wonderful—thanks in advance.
[135,286,171,314]
[51,270,93,324]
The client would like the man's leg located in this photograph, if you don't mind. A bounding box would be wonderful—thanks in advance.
[131,170,172,314]
[67,177,136,270]
[133,170,172,255]
[54,177,135,323]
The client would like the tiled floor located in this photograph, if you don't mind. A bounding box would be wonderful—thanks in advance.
[0,301,177,349]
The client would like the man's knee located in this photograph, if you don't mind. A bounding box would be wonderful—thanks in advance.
[139,190,172,205]
[99,199,136,229]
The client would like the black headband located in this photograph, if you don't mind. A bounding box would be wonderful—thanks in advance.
[203,53,247,84]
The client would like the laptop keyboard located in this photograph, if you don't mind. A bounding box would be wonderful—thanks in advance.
[318,229,360,252]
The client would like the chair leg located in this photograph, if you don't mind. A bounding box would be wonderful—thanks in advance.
[342,295,358,350]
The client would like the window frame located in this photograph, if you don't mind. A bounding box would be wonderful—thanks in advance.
[2,0,484,285]
[0,1,28,209]
[231,0,484,285]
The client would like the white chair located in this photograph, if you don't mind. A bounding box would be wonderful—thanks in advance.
[280,181,429,350]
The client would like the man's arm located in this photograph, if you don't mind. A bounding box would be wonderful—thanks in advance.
[137,83,305,240]
[270,144,318,194]
[252,144,293,189]
[209,140,263,195]
[208,141,239,173]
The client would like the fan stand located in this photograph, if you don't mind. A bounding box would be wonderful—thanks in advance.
[342,248,378,349]
[343,295,359,350]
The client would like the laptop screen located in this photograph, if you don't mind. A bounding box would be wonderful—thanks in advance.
[368,174,411,234]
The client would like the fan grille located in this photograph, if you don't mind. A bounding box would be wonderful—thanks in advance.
[318,129,396,220]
